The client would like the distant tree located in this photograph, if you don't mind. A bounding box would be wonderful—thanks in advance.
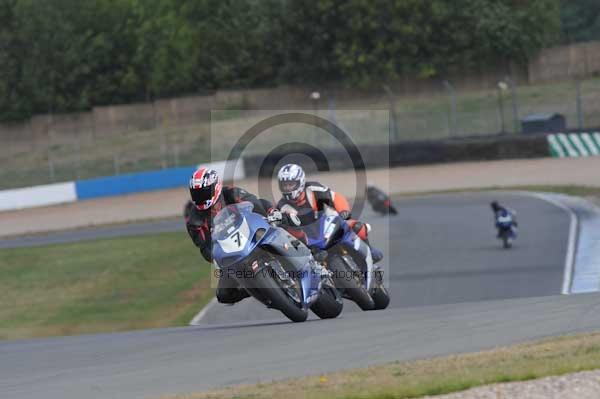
[0,0,564,122]
[0,0,30,120]
[180,0,284,89]
[560,0,600,43]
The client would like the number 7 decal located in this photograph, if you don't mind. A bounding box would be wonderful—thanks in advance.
[232,231,241,247]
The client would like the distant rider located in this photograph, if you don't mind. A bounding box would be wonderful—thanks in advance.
[490,201,518,237]
[275,163,383,263]
[185,167,282,304]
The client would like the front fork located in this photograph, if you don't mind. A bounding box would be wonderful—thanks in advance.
[262,228,330,307]
[351,236,378,293]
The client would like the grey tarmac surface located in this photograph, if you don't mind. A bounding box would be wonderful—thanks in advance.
[0,192,581,399]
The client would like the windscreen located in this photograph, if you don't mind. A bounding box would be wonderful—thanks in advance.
[212,202,254,241]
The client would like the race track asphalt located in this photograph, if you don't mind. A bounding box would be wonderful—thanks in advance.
[1,192,588,399]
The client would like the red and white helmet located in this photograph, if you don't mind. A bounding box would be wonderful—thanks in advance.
[189,168,222,210]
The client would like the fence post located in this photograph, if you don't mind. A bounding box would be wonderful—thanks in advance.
[173,143,180,167]
[382,84,400,142]
[160,128,168,169]
[48,152,55,182]
[310,91,321,147]
[505,76,520,134]
[327,93,338,147]
[46,120,55,183]
[497,81,508,134]
[76,132,82,180]
[576,79,584,131]
[443,81,457,137]
[113,153,120,175]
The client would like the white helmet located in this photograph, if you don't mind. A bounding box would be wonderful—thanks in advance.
[278,164,305,200]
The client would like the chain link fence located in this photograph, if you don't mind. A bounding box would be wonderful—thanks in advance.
[2,77,600,190]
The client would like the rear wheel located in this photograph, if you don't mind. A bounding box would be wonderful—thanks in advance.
[311,277,343,319]
[255,262,308,322]
[371,286,390,310]
[502,236,512,249]
[328,255,375,311]
[370,271,390,310]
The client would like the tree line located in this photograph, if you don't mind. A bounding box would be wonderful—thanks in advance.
[0,0,590,122]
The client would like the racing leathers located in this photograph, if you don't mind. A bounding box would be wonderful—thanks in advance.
[277,181,383,263]
[185,186,273,304]
[491,203,518,237]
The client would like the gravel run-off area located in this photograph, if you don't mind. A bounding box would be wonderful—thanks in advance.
[428,369,600,399]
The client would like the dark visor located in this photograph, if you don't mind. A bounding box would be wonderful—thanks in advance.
[279,180,299,193]
[191,186,214,205]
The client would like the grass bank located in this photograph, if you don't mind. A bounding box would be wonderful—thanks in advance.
[0,232,212,340]
[168,332,600,399]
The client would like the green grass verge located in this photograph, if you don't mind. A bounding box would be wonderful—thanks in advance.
[0,232,212,340]
[169,332,600,399]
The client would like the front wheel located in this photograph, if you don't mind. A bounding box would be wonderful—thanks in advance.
[311,277,343,319]
[328,255,375,311]
[254,265,308,322]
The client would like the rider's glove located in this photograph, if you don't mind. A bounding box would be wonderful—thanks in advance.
[284,212,302,227]
[267,208,283,224]
[339,210,351,220]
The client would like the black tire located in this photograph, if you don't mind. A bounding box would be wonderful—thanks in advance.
[328,255,375,311]
[311,279,344,319]
[371,286,390,310]
[502,236,512,249]
[254,267,308,322]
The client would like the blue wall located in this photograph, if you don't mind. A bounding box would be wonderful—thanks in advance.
[75,166,197,200]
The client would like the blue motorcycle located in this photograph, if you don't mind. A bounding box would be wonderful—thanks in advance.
[283,207,390,311]
[212,202,343,322]
[496,212,517,249]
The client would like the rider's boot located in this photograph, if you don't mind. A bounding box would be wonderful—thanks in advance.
[370,246,384,264]
[216,275,250,305]
[352,222,384,264]
[361,236,384,264]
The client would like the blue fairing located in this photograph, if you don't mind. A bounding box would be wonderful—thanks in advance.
[212,205,271,268]
[496,216,517,238]
[211,202,320,307]
[301,214,355,250]
[285,209,374,291]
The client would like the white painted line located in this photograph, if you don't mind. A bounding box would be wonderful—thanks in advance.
[189,297,217,326]
[516,192,578,295]
[563,198,600,293]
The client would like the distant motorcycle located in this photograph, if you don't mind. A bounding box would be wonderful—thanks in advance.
[366,186,397,215]
[496,212,517,249]
[283,206,390,311]
[211,202,343,322]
